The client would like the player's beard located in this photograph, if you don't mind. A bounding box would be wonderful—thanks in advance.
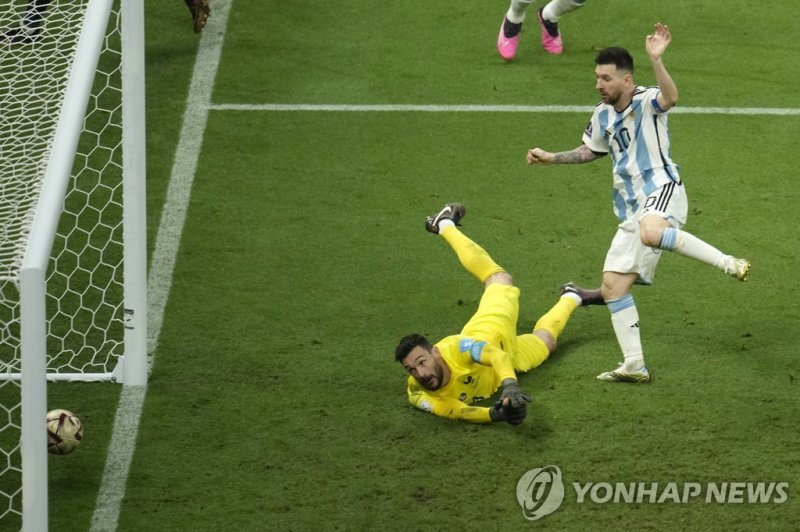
[600,90,617,106]
[421,364,444,391]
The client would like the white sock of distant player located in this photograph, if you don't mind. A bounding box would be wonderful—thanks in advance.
[608,294,645,372]
[541,0,585,22]
[506,0,534,24]
[659,227,740,275]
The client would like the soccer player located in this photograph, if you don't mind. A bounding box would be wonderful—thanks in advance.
[525,23,751,383]
[0,0,47,43]
[395,203,600,425]
[184,0,211,34]
[1,0,210,43]
[497,0,587,60]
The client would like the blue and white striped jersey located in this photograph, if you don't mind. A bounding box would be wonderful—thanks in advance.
[582,86,681,222]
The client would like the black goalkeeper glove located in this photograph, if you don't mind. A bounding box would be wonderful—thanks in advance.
[499,378,532,408]
[490,379,532,425]
[490,401,528,425]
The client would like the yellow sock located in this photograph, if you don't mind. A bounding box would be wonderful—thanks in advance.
[533,297,577,340]
[440,226,504,283]
[513,334,551,372]
[511,298,578,373]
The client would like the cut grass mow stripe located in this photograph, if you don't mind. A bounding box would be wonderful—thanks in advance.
[89,1,234,531]
[209,103,800,116]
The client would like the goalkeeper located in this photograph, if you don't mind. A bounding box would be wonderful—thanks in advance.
[395,203,601,425]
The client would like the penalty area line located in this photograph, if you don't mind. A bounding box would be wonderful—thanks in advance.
[208,103,800,116]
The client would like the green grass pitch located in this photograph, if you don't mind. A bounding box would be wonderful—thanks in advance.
[39,0,800,530]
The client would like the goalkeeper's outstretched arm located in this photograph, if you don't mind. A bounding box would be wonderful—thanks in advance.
[430,397,494,424]
[408,390,527,425]
[408,388,493,423]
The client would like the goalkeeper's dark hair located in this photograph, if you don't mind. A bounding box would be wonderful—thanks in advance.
[595,47,634,73]
[395,334,433,363]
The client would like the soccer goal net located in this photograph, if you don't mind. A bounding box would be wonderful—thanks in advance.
[0,0,146,529]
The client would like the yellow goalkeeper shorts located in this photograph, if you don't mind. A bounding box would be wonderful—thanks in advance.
[459,283,519,355]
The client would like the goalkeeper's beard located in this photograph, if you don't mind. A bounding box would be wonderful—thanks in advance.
[420,365,445,391]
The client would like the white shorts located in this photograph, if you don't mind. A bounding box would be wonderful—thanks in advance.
[603,181,688,284]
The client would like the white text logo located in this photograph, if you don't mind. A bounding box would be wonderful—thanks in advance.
[515,465,565,521]
[517,467,789,522]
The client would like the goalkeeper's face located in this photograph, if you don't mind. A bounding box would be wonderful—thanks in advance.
[402,346,446,391]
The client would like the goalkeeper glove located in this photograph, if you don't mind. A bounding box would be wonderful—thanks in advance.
[490,379,532,425]
[490,401,528,425]
[499,378,532,408]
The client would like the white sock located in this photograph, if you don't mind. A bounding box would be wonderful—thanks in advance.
[437,219,455,233]
[507,0,534,24]
[542,0,584,22]
[561,292,582,306]
[659,228,737,274]
[20,21,38,34]
[608,294,645,372]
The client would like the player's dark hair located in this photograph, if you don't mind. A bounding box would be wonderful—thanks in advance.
[395,334,432,363]
[595,47,634,73]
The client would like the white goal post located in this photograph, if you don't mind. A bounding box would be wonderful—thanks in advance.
[0,0,147,529]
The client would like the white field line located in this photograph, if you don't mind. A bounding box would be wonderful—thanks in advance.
[88,1,233,531]
[209,103,800,116]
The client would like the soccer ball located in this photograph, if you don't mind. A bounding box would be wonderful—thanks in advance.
[47,409,83,455]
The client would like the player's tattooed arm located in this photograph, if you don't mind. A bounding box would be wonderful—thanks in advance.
[527,144,606,165]
[553,144,605,164]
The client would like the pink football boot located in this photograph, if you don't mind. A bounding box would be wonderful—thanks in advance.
[537,7,563,55]
[496,17,520,61]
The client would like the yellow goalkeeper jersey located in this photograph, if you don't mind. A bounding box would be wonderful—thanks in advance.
[406,335,516,423]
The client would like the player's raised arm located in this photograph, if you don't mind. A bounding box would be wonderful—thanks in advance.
[527,144,604,165]
[646,23,678,111]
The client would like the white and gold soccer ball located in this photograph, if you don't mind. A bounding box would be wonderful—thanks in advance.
[47,409,83,455]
